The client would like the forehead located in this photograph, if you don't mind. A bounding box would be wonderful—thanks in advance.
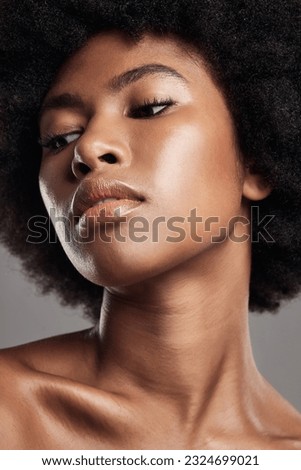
[46,31,208,94]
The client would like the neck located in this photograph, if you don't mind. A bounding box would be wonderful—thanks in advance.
[93,239,260,422]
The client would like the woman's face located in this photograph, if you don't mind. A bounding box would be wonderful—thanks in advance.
[39,31,247,286]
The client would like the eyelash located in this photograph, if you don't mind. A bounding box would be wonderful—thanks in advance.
[39,97,176,154]
[129,97,175,118]
[38,131,83,155]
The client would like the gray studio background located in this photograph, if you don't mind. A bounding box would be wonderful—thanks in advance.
[0,243,300,412]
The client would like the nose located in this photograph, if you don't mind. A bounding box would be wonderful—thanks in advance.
[71,123,131,179]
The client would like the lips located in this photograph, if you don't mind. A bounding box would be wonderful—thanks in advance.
[72,177,145,223]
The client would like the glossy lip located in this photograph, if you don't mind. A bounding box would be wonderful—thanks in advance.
[72,177,145,224]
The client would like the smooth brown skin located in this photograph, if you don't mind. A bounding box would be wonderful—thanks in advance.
[1,32,301,450]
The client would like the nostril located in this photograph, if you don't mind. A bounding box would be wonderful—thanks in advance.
[100,154,117,164]
[77,162,90,175]
[72,153,118,177]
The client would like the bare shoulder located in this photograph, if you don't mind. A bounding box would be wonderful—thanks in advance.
[274,405,301,449]
[0,328,98,449]
[257,377,301,449]
[0,346,30,448]
[0,327,97,378]
[276,401,301,449]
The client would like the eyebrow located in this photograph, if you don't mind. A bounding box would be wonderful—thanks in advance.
[39,93,86,122]
[108,63,188,91]
[39,63,187,121]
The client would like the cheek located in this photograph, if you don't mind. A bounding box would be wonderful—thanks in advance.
[39,158,76,242]
[39,153,74,206]
[135,120,243,223]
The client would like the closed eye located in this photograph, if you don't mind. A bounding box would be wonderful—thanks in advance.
[129,98,176,119]
[38,131,82,154]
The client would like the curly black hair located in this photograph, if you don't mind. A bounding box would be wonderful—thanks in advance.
[0,0,300,322]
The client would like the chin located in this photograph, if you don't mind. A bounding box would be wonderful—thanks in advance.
[67,247,174,288]
[79,268,154,289]
[63,232,220,288]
